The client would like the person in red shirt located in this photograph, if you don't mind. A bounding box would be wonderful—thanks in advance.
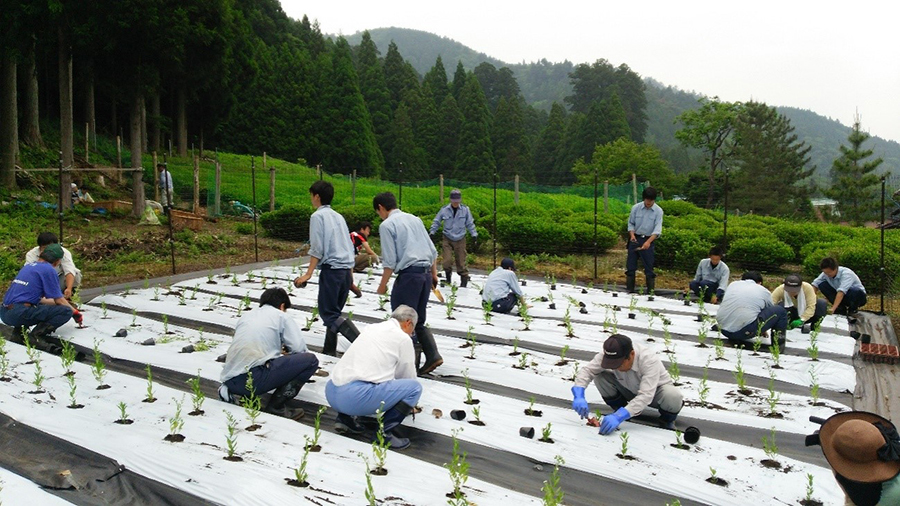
[351,222,379,273]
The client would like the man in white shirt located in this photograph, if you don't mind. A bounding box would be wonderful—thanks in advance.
[482,257,524,314]
[687,246,729,303]
[24,232,82,299]
[325,305,422,450]
[219,288,319,420]
[571,334,683,432]
[157,163,174,207]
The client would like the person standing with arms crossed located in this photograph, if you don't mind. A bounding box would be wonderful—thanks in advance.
[429,189,477,288]
[626,187,663,294]
[294,181,360,356]
[374,192,443,375]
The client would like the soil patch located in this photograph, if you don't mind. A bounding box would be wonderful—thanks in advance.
[284,478,308,487]
[223,456,244,462]
[67,404,85,409]
[539,437,554,444]
[189,409,205,416]
[760,459,782,469]
[245,424,262,432]
[164,434,186,442]
[114,419,134,425]
[524,409,543,417]
[705,477,728,487]
[97,384,111,390]
[143,397,157,403]
[669,444,691,451]
[616,454,636,460]
[464,399,480,405]
[469,421,486,427]
[371,468,388,476]
[305,444,321,453]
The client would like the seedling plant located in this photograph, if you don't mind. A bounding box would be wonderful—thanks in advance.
[60,339,77,375]
[667,352,681,384]
[519,301,532,330]
[361,455,377,506]
[516,353,529,370]
[698,358,711,408]
[444,429,469,503]
[541,455,565,506]
[91,339,108,389]
[306,406,327,451]
[563,305,575,337]
[445,285,458,319]
[0,335,8,380]
[116,402,131,424]
[618,432,630,458]
[187,371,205,415]
[462,369,478,404]
[762,427,778,461]
[66,374,80,408]
[223,410,240,460]
[241,372,262,430]
[540,422,553,443]
[101,301,108,318]
[733,349,749,393]
[482,300,493,325]
[167,395,186,440]
[290,436,311,484]
[31,354,45,393]
[809,366,821,405]
[371,404,390,474]
[466,326,477,359]
[144,364,156,402]
[713,337,725,360]
[765,367,780,416]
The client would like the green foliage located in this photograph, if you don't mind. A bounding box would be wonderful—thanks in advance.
[541,455,566,506]
[802,244,899,294]
[187,371,205,413]
[60,339,77,374]
[762,428,778,460]
[91,339,107,387]
[727,237,794,270]
[372,403,390,472]
[445,428,470,502]
[169,396,185,436]
[653,228,707,272]
[259,204,313,241]
[573,138,678,196]
[117,402,129,424]
[145,364,156,402]
[826,116,883,225]
[224,411,239,458]
[241,372,262,427]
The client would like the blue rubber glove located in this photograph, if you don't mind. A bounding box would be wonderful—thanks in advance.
[571,386,589,418]
[599,407,631,435]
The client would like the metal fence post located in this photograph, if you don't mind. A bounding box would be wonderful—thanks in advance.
[603,180,609,213]
[267,152,276,212]
[493,172,498,269]
[251,156,259,263]
[881,176,886,314]
[193,155,200,214]
[214,159,221,217]
[57,151,64,244]
[439,174,444,203]
[593,171,598,280]
[398,164,403,209]
[723,165,730,252]
[631,173,638,204]
[162,153,176,275]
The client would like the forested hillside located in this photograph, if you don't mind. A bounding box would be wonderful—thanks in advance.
[349,27,900,182]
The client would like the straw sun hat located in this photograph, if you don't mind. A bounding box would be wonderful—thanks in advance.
[818,411,900,483]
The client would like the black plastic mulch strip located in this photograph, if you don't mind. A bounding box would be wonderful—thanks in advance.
[0,413,218,506]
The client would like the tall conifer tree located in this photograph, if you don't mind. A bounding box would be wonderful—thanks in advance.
[456,73,495,182]
[825,115,883,225]
[356,31,393,154]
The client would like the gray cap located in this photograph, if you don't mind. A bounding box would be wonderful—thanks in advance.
[450,189,462,202]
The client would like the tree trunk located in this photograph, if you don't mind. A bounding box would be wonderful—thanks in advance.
[150,92,160,152]
[706,149,718,208]
[141,95,148,151]
[21,41,44,148]
[176,85,187,157]
[59,26,74,210]
[110,97,117,138]
[0,53,18,189]
[130,93,145,217]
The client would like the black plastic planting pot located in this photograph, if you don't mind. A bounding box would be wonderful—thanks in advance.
[684,426,701,444]
[519,427,535,439]
[627,313,636,320]
[450,410,466,421]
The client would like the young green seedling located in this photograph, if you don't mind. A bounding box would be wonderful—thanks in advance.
[733,349,748,392]
[809,366,820,405]
[517,352,529,369]
[463,369,476,404]
[66,373,79,408]
[762,427,778,460]
[471,406,482,423]
[559,345,570,364]
[445,428,469,503]
[117,401,130,424]
[162,314,169,335]
[371,403,390,474]
[60,339,77,375]
[361,455,377,506]
[0,334,8,380]
[168,395,185,439]
[145,363,156,402]
[766,367,780,416]
[101,301,108,319]
[714,337,725,360]
[131,307,138,327]
[618,431,630,457]
[698,358,711,408]
[292,436,311,483]
[804,473,815,504]
[31,355,45,393]
[306,406,327,451]
[187,371,205,414]
[667,352,681,384]
[224,410,239,459]
[541,422,553,442]
[91,339,107,388]
[152,285,160,301]
[241,371,262,429]
[482,300,493,325]
[541,455,566,506]
[467,326,477,359]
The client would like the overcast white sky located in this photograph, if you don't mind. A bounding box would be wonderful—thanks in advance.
[281,0,900,143]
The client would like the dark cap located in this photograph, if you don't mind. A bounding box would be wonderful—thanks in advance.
[450,189,462,202]
[784,274,802,292]
[501,257,516,271]
[601,335,633,369]
[40,243,64,262]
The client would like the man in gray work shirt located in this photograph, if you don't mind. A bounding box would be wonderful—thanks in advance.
[375,192,443,375]
[482,257,524,313]
[626,186,663,293]
[716,271,788,348]
[294,181,360,356]
[430,189,477,287]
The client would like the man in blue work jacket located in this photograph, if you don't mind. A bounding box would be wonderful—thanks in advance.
[626,187,663,294]
[429,189,477,288]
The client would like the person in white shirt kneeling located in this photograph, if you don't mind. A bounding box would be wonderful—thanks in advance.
[325,305,422,450]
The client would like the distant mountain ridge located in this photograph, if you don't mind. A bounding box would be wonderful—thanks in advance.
[343,27,900,182]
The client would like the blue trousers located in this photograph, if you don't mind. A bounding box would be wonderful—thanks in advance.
[325,379,422,416]
[689,280,724,302]
[626,236,655,279]
[0,303,72,331]
[223,352,319,396]
[721,305,788,341]
[818,284,867,314]
[491,293,518,314]
[391,267,431,337]
[318,267,351,331]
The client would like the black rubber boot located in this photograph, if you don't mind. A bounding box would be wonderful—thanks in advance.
[416,327,443,375]
[414,342,423,371]
[28,323,62,354]
[625,275,636,293]
[444,269,452,285]
[335,413,366,434]
[264,378,306,420]
[460,275,469,288]
[646,276,655,294]
[322,328,339,356]
[338,319,360,344]
[380,400,414,450]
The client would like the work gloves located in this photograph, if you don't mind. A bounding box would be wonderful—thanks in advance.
[72,309,84,326]
[789,319,804,329]
[571,386,589,418]
[599,407,631,435]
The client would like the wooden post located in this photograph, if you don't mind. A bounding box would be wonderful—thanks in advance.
[439,174,444,203]
[351,169,357,205]
[84,123,89,164]
[168,138,172,158]
[213,161,221,217]
[267,153,275,212]
[604,180,609,213]
[193,155,200,214]
[514,174,520,204]
[632,173,638,204]
[115,135,122,182]
[152,151,159,201]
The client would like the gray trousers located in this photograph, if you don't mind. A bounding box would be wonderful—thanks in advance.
[593,372,683,414]
[441,236,468,276]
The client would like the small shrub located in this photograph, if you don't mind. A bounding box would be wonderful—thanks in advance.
[727,237,793,270]
[259,204,313,240]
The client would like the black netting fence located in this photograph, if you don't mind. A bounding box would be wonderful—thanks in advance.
[4,152,898,333]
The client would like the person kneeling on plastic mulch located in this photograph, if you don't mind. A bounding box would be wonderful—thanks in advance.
[571,334,684,433]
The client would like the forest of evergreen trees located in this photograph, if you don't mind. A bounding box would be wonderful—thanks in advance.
[1,0,887,219]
